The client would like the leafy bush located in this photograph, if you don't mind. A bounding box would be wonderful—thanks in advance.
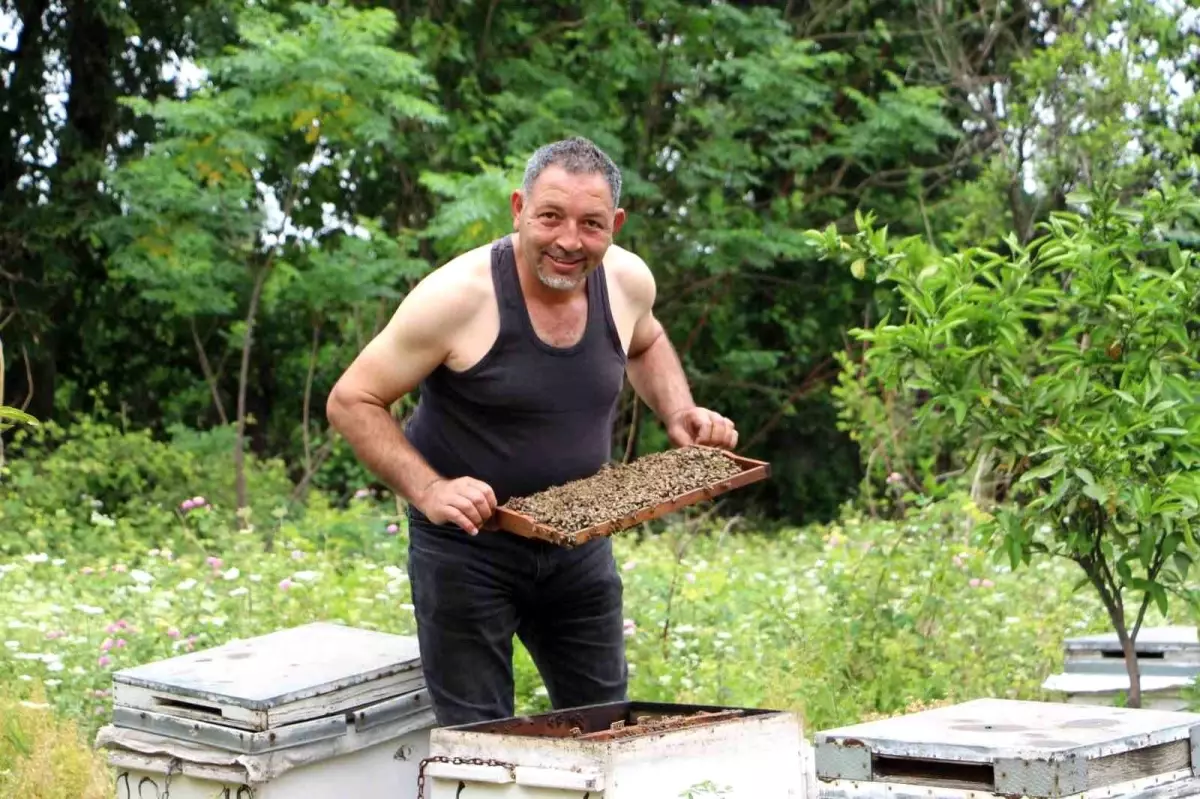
[0,412,294,557]
[810,182,1200,706]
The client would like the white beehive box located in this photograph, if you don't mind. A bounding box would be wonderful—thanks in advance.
[421,699,808,798]
[813,698,1200,799]
[95,622,436,799]
[1043,626,1200,710]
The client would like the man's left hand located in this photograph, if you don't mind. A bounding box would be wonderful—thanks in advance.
[666,407,738,450]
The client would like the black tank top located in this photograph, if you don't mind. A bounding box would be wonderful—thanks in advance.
[404,235,628,506]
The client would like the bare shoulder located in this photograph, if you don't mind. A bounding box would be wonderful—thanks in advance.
[603,244,657,312]
[391,240,494,340]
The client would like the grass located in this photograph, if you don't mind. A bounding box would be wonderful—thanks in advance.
[0,686,111,798]
[0,482,1191,793]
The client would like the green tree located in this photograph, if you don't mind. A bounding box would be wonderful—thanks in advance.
[810,181,1200,707]
[95,1,444,523]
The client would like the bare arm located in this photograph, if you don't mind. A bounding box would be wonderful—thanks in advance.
[622,256,737,449]
[325,264,496,530]
[627,310,696,426]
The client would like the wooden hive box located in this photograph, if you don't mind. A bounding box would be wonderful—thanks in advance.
[813,698,1200,799]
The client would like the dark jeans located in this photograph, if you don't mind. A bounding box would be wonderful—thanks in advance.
[405,508,628,727]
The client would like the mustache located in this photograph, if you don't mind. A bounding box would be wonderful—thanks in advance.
[544,247,585,261]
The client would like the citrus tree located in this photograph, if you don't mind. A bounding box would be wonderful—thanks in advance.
[808,182,1200,707]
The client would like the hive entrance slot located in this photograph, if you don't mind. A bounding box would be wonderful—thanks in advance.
[151,696,225,719]
[872,754,995,791]
[1100,649,1164,659]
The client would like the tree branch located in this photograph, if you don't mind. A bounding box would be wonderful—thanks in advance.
[190,319,228,425]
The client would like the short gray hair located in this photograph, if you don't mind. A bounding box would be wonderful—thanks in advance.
[521,137,623,208]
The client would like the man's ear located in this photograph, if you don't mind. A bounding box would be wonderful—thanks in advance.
[510,190,525,231]
[612,207,627,236]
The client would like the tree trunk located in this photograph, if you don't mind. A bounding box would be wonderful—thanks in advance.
[1116,620,1143,708]
[234,265,272,529]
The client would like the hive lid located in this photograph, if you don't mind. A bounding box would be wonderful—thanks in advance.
[1065,625,1200,655]
[112,622,424,731]
[1042,672,1195,695]
[814,698,1200,797]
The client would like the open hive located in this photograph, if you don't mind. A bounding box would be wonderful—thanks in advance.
[423,700,807,797]
[492,445,770,547]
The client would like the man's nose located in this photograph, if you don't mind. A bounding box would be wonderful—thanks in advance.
[556,221,582,252]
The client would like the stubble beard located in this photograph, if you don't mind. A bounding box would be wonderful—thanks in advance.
[535,249,589,292]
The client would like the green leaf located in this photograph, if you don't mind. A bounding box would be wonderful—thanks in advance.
[1073,467,1096,486]
[1019,457,1065,484]
[1082,482,1108,503]
[0,407,40,425]
[1151,428,1188,436]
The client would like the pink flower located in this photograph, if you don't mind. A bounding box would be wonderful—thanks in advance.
[354,488,371,499]
[386,523,399,535]
[206,556,223,570]
[45,630,64,640]
[291,549,305,560]
[887,471,904,485]
[98,656,111,667]
[100,638,114,652]
[112,564,128,573]
[981,579,994,588]
[115,638,127,649]
[80,567,94,575]
[167,628,180,639]
[279,578,293,591]
[952,555,964,568]
[192,496,206,507]
[969,578,981,588]
[622,619,636,638]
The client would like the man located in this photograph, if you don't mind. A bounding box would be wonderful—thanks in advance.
[326,137,738,726]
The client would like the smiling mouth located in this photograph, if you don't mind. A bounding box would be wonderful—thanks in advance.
[544,253,585,272]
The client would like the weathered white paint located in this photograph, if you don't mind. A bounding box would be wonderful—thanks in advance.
[813,699,1200,799]
[1043,626,1200,709]
[99,622,435,798]
[817,770,1200,799]
[1042,674,1194,712]
[815,699,1200,764]
[108,725,431,798]
[112,622,424,731]
[424,708,807,798]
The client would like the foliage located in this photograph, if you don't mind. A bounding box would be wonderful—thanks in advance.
[4,0,1200,529]
[94,0,444,517]
[0,688,111,799]
[0,428,1137,745]
[810,182,1200,706]
[0,410,293,558]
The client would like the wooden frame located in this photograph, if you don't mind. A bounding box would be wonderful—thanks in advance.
[489,447,771,548]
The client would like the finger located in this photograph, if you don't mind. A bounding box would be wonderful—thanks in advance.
[443,506,478,535]
[450,495,484,527]
[730,427,739,450]
[464,486,493,521]
[719,416,737,448]
[695,413,714,445]
[669,424,694,448]
[474,480,498,511]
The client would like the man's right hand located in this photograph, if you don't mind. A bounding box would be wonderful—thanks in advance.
[417,476,498,535]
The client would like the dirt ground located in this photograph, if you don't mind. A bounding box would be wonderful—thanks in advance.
[503,446,743,533]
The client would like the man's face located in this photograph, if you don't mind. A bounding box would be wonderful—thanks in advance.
[511,165,626,292]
